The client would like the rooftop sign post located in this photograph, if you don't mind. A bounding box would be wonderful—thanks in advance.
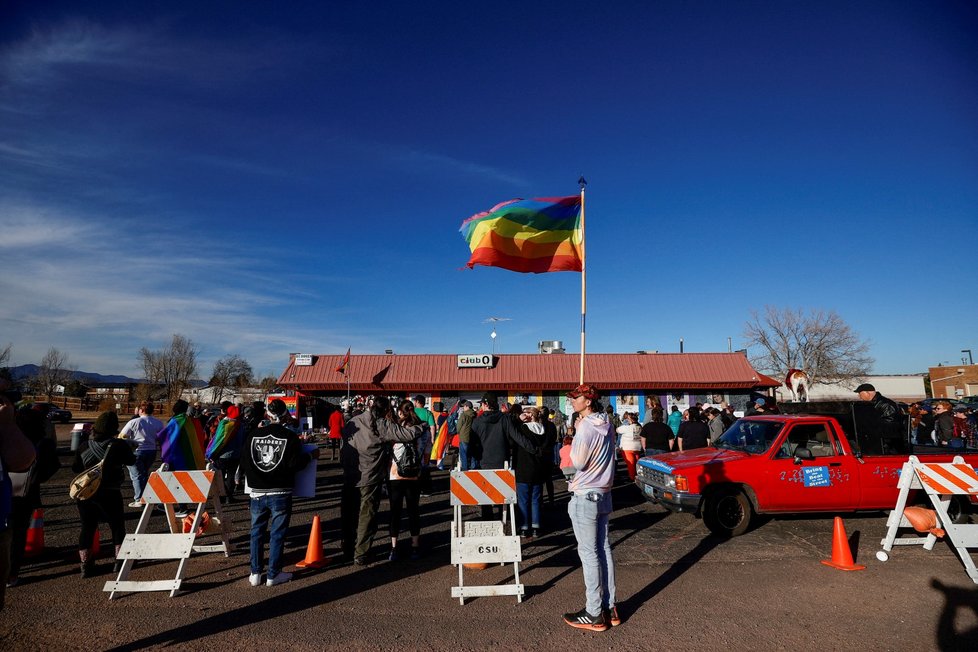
[294,354,314,366]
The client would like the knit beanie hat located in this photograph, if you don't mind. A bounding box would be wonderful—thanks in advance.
[268,399,288,418]
[93,411,120,437]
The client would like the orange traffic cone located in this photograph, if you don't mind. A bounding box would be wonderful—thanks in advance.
[24,509,45,558]
[296,515,328,569]
[821,516,865,571]
[91,529,101,558]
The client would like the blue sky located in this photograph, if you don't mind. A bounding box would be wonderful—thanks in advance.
[2,1,976,380]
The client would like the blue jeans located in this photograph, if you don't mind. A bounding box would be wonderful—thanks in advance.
[416,432,432,468]
[516,482,542,531]
[250,493,293,578]
[127,450,156,501]
[458,442,479,470]
[568,492,616,616]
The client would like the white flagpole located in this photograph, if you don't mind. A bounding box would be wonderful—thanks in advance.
[578,177,587,385]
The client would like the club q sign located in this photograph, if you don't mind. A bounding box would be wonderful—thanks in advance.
[457,354,493,368]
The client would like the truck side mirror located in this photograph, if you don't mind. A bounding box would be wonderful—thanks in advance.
[793,447,813,464]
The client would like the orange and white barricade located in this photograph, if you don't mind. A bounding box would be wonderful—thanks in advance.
[878,455,978,584]
[450,466,524,604]
[104,463,232,598]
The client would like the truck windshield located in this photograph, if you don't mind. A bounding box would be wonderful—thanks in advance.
[715,419,785,454]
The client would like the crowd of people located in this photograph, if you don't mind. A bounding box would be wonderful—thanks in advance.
[909,400,977,448]
[0,381,628,629]
[5,376,976,630]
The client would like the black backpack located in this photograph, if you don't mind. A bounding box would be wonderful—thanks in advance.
[394,442,420,478]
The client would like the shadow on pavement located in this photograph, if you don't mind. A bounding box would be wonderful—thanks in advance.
[619,533,723,619]
[931,579,978,651]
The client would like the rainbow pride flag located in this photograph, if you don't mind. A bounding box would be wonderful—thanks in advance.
[160,413,207,471]
[430,400,460,463]
[205,417,240,460]
[459,196,582,273]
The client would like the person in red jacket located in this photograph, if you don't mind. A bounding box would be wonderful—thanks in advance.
[327,403,345,461]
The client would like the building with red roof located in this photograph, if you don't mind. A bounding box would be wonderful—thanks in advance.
[278,351,779,418]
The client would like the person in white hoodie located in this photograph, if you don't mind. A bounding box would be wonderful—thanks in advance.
[562,384,619,632]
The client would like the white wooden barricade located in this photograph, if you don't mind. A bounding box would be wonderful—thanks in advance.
[449,466,523,604]
[877,455,978,584]
[104,463,232,598]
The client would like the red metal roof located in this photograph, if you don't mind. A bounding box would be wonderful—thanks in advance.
[278,352,771,393]
[754,372,783,388]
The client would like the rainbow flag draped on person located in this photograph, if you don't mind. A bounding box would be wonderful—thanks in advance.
[205,407,241,460]
[459,196,583,273]
[430,400,460,463]
[160,413,207,471]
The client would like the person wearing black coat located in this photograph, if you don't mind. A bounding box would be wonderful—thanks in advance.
[470,393,541,520]
[72,411,135,577]
[640,409,675,455]
[933,402,955,445]
[677,407,710,451]
[511,407,549,537]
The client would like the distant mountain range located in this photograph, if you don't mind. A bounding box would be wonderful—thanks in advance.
[6,364,205,387]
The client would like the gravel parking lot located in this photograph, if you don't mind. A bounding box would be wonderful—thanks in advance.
[2,422,976,651]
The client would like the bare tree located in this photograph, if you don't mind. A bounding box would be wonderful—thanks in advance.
[209,354,254,403]
[139,334,199,403]
[743,306,874,386]
[32,347,74,400]
[258,376,279,400]
[0,343,11,382]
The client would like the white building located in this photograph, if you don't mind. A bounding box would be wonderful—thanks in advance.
[774,375,926,404]
[180,386,269,406]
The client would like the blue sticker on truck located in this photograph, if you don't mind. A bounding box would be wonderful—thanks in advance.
[639,458,675,474]
[802,466,831,487]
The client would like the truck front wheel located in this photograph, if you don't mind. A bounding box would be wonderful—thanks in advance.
[947,496,971,525]
[703,489,754,537]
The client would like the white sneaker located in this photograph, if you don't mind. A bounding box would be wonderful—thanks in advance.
[128,501,142,508]
[248,573,262,587]
[266,571,293,586]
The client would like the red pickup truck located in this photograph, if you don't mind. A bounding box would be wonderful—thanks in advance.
[635,404,978,537]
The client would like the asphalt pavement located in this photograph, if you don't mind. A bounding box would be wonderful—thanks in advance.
[2,425,977,651]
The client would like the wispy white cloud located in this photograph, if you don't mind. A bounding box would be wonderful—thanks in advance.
[0,20,135,87]
[388,147,530,187]
[1,18,339,98]
[0,199,358,376]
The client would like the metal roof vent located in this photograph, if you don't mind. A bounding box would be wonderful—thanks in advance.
[538,340,565,354]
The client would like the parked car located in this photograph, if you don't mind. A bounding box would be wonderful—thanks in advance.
[33,402,73,423]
